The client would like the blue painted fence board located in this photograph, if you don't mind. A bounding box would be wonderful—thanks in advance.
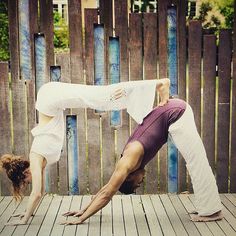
[35,33,47,93]
[19,0,32,80]
[109,37,121,126]
[94,24,105,114]
[167,6,178,193]
[50,66,61,82]
[67,115,79,194]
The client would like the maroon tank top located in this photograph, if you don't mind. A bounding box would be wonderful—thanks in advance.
[122,98,186,168]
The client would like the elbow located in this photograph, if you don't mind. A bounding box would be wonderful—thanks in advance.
[101,190,113,202]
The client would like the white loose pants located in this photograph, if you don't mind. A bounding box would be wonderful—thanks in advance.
[169,104,222,216]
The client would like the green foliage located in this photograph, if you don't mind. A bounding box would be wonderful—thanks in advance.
[217,0,234,28]
[0,1,9,61]
[198,2,212,22]
[53,11,69,50]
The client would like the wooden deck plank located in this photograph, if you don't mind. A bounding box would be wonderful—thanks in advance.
[76,195,91,235]
[1,197,28,236]
[37,196,63,236]
[169,194,200,236]
[50,196,73,236]
[131,195,150,235]
[160,194,188,236]
[141,195,163,235]
[0,197,12,216]
[0,197,20,233]
[112,195,125,236]
[101,200,112,236]
[220,195,236,232]
[150,195,176,236]
[11,197,45,236]
[87,196,101,236]
[178,194,212,236]
[24,195,53,236]
[63,196,82,236]
[122,195,138,236]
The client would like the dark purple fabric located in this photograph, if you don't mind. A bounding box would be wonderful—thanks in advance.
[122,98,186,167]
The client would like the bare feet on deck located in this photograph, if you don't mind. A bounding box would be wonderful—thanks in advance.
[190,210,223,222]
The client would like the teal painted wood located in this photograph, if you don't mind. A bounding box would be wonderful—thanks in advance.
[94,24,105,86]
[109,37,121,127]
[34,33,47,93]
[167,6,178,193]
[94,24,105,114]
[67,115,79,194]
[50,66,61,82]
[34,33,49,191]
[18,0,32,80]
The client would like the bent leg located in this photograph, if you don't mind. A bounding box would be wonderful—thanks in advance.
[169,104,222,220]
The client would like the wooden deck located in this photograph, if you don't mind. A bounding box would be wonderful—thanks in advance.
[0,194,236,236]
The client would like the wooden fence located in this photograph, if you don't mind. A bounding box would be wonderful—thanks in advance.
[0,0,236,196]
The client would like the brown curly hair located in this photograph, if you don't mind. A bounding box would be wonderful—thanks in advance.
[0,154,30,201]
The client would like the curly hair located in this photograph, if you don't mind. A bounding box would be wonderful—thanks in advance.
[0,154,30,201]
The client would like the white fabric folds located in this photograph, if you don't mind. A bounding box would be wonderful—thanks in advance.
[169,104,222,216]
[31,80,158,165]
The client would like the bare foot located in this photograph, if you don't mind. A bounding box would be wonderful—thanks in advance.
[190,211,223,222]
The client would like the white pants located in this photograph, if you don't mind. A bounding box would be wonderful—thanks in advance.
[169,104,222,216]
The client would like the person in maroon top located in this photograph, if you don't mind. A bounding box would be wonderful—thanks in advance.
[61,80,223,225]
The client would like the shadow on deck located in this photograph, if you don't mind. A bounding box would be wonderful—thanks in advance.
[0,194,236,236]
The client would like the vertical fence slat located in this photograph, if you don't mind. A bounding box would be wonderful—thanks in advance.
[167,6,178,193]
[39,0,54,79]
[188,20,202,133]
[230,0,236,193]
[67,115,79,194]
[68,0,86,195]
[0,63,12,195]
[39,0,57,193]
[177,0,187,193]
[188,20,202,192]
[9,0,28,159]
[56,53,70,195]
[217,29,232,193]
[68,0,83,84]
[27,0,38,151]
[85,9,100,194]
[143,13,158,193]
[129,13,143,194]
[158,0,171,193]
[114,0,129,173]
[202,35,216,171]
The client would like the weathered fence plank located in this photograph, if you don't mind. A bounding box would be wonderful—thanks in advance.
[114,0,129,175]
[0,63,12,196]
[68,0,83,84]
[188,20,202,192]
[143,13,158,193]
[158,0,171,193]
[9,0,28,161]
[202,35,217,171]
[217,29,232,193]
[39,0,54,79]
[231,0,236,193]
[177,0,187,193]
[85,9,101,194]
[129,13,143,194]
[56,53,70,195]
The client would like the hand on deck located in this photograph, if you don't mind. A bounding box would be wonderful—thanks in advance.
[60,218,83,225]
[5,218,27,226]
[62,210,84,217]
